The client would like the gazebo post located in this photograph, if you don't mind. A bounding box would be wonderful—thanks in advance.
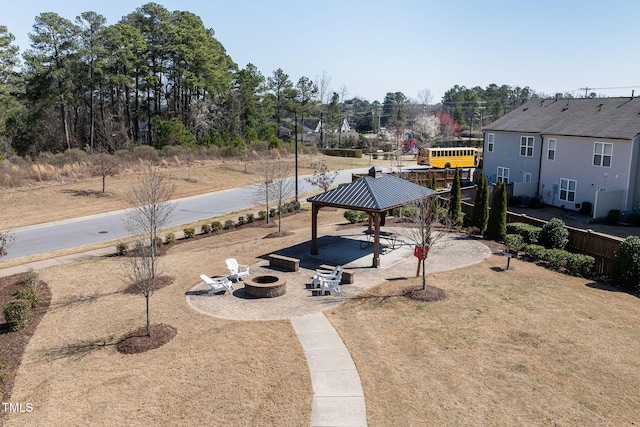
[310,203,319,255]
[372,211,381,267]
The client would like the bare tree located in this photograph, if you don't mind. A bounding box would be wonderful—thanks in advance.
[403,194,453,290]
[124,164,176,336]
[270,158,295,234]
[305,158,339,192]
[91,149,119,193]
[254,149,276,225]
[254,149,294,232]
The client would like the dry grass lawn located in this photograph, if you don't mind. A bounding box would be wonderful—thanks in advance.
[3,154,640,426]
[327,256,640,426]
[4,209,350,426]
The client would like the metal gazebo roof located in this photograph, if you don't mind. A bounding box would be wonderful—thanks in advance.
[306,167,436,212]
[307,167,437,267]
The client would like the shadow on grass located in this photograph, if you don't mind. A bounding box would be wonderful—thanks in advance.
[585,281,640,298]
[43,337,116,360]
[49,291,122,311]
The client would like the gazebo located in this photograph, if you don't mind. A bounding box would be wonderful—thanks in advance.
[307,166,437,267]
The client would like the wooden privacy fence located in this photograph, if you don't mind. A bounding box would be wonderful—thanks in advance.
[462,202,624,278]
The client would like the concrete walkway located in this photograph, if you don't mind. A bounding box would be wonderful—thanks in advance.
[292,313,367,427]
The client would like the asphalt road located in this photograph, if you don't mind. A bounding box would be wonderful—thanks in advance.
[3,168,369,261]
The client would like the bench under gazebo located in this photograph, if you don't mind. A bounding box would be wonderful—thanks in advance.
[307,166,437,267]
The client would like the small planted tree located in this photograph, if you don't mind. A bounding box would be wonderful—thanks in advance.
[305,158,339,192]
[404,194,454,291]
[485,181,507,241]
[124,165,176,336]
[448,168,462,225]
[472,173,489,234]
[0,231,13,260]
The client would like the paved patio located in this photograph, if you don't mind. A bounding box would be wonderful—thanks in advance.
[186,227,492,320]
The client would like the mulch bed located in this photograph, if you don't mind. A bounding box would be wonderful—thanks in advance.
[115,324,177,355]
[0,273,52,403]
[403,285,447,302]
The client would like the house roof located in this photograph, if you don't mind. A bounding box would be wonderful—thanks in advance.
[307,168,436,211]
[484,97,640,140]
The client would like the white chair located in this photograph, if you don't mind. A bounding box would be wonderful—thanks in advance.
[200,274,234,295]
[312,265,342,288]
[318,272,343,296]
[225,258,250,282]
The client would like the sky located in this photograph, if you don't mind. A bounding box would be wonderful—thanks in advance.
[2,0,640,103]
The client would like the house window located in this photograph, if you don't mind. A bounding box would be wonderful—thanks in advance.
[523,172,532,183]
[487,133,494,152]
[497,166,509,183]
[593,142,612,167]
[559,178,576,202]
[520,136,534,157]
[547,138,556,160]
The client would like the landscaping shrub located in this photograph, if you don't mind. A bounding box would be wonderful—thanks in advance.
[504,234,524,252]
[344,210,365,224]
[238,216,246,226]
[154,237,163,248]
[211,221,222,231]
[523,244,546,260]
[116,241,128,256]
[22,269,39,287]
[506,222,541,244]
[183,227,196,239]
[16,286,40,309]
[258,210,267,220]
[321,148,362,158]
[246,213,255,223]
[566,253,595,278]
[4,299,34,332]
[201,223,212,234]
[269,208,277,218]
[165,232,176,244]
[223,219,235,229]
[289,199,301,211]
[544,248,569,269]
[539,218,569,249]
[611,235,640,292]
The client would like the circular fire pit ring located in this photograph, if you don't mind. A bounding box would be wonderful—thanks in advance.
[244,274,287,298]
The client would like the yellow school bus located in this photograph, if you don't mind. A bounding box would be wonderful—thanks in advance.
[417,147,479,168]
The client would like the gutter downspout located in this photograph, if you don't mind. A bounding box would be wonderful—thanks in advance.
[537,133,545,201]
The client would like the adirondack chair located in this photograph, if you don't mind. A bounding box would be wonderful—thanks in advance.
[312,265,342,288]
[200,274,234,295]
[318,271,343,296]
[225,258,250,282]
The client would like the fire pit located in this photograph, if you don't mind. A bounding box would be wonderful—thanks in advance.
[244,274,287,298]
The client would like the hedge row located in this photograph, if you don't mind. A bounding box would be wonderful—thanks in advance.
[3,271,41,332]
[522,244,595,278]
[321,148,362,158]
[116,200,302,254]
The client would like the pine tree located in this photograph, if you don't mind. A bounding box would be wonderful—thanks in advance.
[472,173,489,234]
[485,181,507,241]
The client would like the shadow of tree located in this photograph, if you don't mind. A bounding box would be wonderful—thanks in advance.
[49,291,121,311]
[43,337,116,361]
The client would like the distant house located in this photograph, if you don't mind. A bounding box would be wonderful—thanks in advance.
[482,96,640,218]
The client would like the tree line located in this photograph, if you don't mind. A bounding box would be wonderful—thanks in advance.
[0,2,541,159]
